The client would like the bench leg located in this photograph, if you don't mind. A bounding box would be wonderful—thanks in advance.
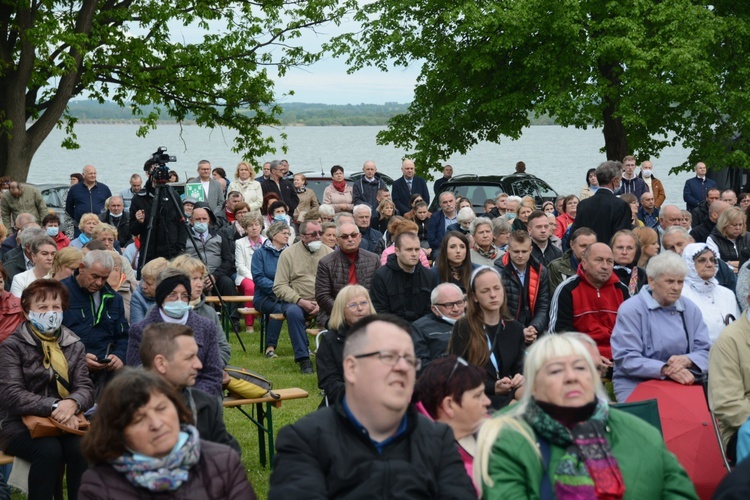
[256,402,267,468]
[266,401,275,469]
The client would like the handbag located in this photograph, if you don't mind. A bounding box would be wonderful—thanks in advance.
[224,365,279,400]
[22,414,89,438]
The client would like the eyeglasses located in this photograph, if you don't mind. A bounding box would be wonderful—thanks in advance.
[435,298,466,309]
[338,232,360,240]
[695,256,717,265]
[354,351,421,370]
[303,231,323,237]
[346,300,369,310]
[446,357,469,385]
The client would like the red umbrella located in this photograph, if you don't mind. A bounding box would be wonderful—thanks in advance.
[627,380,729,499]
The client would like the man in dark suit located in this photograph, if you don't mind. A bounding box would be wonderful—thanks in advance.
[392,159,430,215]
[683,161,717,212]
[568,160,631,244]
[261,160,299,215]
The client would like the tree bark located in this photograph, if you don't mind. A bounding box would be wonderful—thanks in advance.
[598,60,629,162]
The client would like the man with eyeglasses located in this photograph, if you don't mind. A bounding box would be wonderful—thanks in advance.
[315,222,380,327]
[411,283,466,373]
[371,232,437,322]
[270,314,476,498]
[273,220,333,374]
[549,243,629,375]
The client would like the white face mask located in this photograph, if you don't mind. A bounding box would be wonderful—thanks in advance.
[307,240,323,253]
[440,315,458,325]
[28,311,63,335]
[641,169,652,178]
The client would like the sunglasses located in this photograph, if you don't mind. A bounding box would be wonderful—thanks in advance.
[446,357,469,385]
[338,232,360,240]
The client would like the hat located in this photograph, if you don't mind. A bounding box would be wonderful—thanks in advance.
[183,197,197,205]
[155,269,192,306]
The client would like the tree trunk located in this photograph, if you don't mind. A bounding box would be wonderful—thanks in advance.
[598,60,629,162]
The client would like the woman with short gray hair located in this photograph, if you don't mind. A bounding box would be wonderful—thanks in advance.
[470,217,501,266]
[610,251,711,402]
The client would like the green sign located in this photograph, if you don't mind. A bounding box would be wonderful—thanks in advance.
[184,183,205,202]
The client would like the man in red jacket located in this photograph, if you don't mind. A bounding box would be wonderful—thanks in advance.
[548,242,630,371]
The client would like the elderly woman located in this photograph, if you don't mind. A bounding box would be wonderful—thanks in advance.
[447,206,475,236]
[11,235,57,297]
[323,165,353,213]
[0,280,95,500]
[129,256,168,325]
[321,222,337,249]
[49,246,84,281]
[611,229,648,296]
[293,173,320,222]
[611,251,711,402]
[492,217,511,252]
[580,167,598,199]
[227,161,263,214]
[475,333,697,499]
[554,195,578,239]
[316,285,375,408]
[80,369,255,498]
[680,243,739,343]
[70,212,100,249]
[414,355,490,490]
[235,213,266,330]
[434,231,477,292]
[126,268,223,397]
[92,222,119,252]
[708,206,750,274]
[448,266,525,410]
[42,213,70,250]
[0,263,24,343]
[470,217,501,266]
[318,204,335,223]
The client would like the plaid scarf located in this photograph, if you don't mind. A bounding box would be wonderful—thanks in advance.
[524,398,625,500]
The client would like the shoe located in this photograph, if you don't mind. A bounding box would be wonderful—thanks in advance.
[308,349,316,357]
[265,349,278,359]
[299,358,314,375]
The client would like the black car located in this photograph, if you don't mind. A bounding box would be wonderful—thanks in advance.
[429,173,558,215]
[296,171,394,205]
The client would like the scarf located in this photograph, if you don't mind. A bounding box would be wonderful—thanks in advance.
[78,233,92,246]
[332,179,347,193]
[111,425,201,492]
[683,242,719,289]
[524,398,625,500]
[613,265,639,297]
[473,243,498,261]
[28,323,69,398]
[296,186,307,193]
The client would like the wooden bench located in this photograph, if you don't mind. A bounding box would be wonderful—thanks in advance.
[206,296,286,353]
[223,387,308,468]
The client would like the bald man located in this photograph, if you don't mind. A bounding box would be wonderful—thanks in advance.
[392,159,430,215]
[65,164,112,236]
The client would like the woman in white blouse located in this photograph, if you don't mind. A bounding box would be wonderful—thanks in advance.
[227,161,263,215]
[11,235,57,297]
[235,213,266,330]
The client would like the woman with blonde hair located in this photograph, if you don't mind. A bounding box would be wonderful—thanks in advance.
[512,202,534,231]
[373,197,396,233]
[293,173,319,222]
[379,216,430,268]
[104,249,135,321]
[70,213,100,249]
[227,161,263,213]
[130,256,169,325]
[315,285,375,408]
[92,223,119,251]
[474,333,697,499]
[708,206,750,273]
[633,226,659,268]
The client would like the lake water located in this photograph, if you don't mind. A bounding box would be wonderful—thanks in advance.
[29,124,694,203]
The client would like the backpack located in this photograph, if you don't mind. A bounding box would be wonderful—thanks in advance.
[224,365,279,400]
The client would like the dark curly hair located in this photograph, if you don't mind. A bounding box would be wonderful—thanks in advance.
[413,355,485,419]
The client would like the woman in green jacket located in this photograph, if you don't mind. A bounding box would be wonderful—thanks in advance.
[475,333,698,500]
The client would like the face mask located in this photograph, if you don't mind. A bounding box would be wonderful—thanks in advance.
[440,315,458,325]
[193,222,208,234]
[307,240,323,252]
[273,214,286,221]
[641,169,652,178]
[46,227,59,237]
[28,311,63,335]
[163,300,191,319]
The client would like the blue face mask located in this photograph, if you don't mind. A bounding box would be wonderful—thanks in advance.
[193,222,208,234]
[46,227,59,237]
[163,300,191,319]
[273,214,286,221]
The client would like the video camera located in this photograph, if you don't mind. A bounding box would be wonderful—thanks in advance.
[143,147,177,184]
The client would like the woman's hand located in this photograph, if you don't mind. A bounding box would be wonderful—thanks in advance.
[523,326,538,345]
[51,399,79,424]
[510,373,525,389]
[666,367,695,385]
[729,260,740,274]
[495,377,513,395]
[663,355,694,376]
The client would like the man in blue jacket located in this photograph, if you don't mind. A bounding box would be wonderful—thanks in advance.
[392,159,430,215]
[65,165,112,236]
[683,161,717,211]
[427,191,457,255]
[61,250,129,387]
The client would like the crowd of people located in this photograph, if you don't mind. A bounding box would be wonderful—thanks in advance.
[2,155,750,498]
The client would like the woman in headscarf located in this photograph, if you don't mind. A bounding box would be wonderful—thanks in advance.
[680,242,739,343]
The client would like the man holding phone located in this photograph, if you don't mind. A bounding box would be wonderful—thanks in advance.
[61,250,129,389]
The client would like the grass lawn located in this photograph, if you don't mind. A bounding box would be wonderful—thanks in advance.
[9,322,321,500]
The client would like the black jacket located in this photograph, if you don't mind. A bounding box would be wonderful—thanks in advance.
[569,188,631,244]
[1,247,25,291]
[690,219,715,244]
[129,180,187,270]
[691,201,710,228]
[261,177,299,215]
[494,254,550,333]
[315,326,347,409]
[370,254,437,322]
[709,227,750,267]
[449,317,525,409]
[531,240,562,267]
[183,387,240,456]
[269,403,476,499]
[411,313,453,374]
[359,226,385,255]
[99,211,132,248]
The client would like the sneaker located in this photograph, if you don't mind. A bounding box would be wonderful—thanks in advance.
[298,358,314,375]
[265,349,277,359]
